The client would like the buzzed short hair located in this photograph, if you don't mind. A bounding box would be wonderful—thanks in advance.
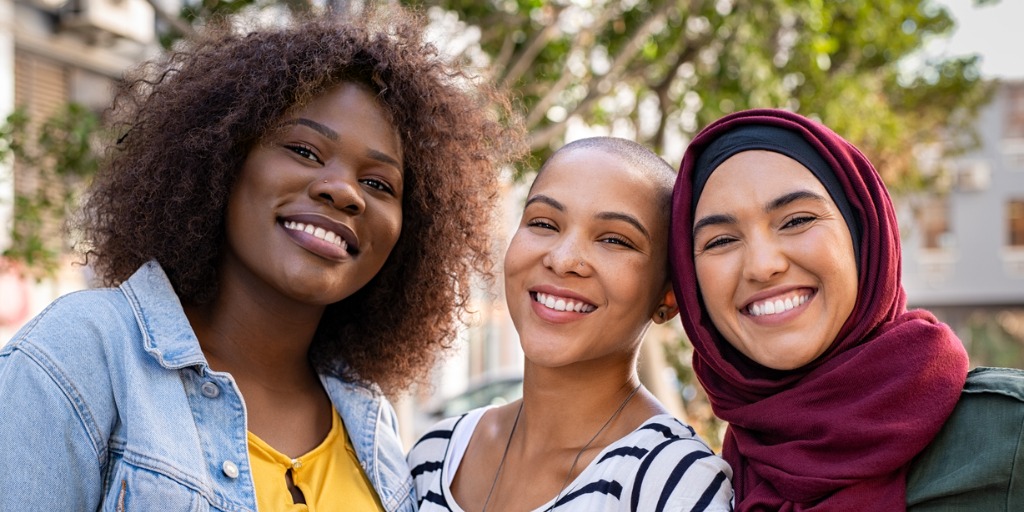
[535,137,677,212]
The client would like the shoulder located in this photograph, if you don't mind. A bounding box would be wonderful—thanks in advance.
[623,415,713,454]
[907,367,1024,510]
[407,412,474,469]
[0,287,134,472]
[597,415,733,510]
[962,366,1024,400]
[406,412,478,510]
[3,287,135,366]
[947,367,1024,435]
[628,415,731,473]
[1,262,174,359]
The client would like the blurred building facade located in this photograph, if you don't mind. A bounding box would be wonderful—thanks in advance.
[0,0,159,339]
[901,79,1024,368]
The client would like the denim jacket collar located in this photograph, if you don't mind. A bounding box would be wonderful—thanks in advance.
[124,261,415,510]
[122,260,208,371]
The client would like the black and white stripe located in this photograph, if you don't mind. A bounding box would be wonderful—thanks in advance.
[408,411,733,511]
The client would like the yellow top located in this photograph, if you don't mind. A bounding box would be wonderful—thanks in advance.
[248,408,384,512]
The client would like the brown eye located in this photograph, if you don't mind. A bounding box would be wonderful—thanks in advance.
[782,216,816,229]
[360,178,395,195]
[286,144,321,164]
[600,235,635,249]
[704,236,736,250]
[526,219,557,231]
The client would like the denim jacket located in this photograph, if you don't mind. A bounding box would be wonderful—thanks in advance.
[0,261,416,511]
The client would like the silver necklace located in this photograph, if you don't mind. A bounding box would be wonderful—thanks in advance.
[481,383,643,512]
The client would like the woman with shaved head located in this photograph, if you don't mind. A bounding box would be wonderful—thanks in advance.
[409,137,733,512]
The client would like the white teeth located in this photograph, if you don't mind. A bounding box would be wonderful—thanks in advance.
[534,292,596,313]
[283,221,347,249]
[748,293,809,317]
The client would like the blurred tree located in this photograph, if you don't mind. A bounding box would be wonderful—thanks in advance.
[2,0,997,439]
[156,0,992,184]
[411,0,992,186]
[0,105,100,278]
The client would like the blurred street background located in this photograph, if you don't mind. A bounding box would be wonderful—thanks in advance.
[2,0,1022,446]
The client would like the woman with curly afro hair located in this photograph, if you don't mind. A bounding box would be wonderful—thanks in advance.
[0,6,525,511]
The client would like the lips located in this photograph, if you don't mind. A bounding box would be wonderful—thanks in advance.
[280,215,359,256]
[532,291,597,313]
[283,220,349,251]
[746,290,812,317]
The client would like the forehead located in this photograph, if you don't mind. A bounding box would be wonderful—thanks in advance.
[531,149,666,223]
[698,150,829,208]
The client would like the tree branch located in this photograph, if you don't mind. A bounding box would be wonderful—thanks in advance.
[500,5,567,87]
[142,0,195,39]
[528,0,676,149]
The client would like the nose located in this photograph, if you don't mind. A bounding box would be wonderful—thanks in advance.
[310,168,365,214]
[542,232,592,277]
[742,235,789,282]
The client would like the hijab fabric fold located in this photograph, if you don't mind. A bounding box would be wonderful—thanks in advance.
[669,109,969,511]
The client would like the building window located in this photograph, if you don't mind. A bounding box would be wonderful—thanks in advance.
[1010,200,1024,247]
[1007,84,1024,140]
[12,50,72,251]
[919,196,952,250]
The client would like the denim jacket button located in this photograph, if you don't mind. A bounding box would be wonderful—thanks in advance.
[201,382,220,398]
[222,460,239,479]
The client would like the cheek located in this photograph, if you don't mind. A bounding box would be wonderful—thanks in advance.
[386,211,403,248]
[693,256,743,340]
[503,234,531,284]
[374,204,404,251]
[622,256,666,305]
[827,248,859,323]
[808,232,858,297]
[223,187,258,246]
[694,256,732,308]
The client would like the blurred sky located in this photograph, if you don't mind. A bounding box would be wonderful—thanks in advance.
[933,0,1024,79]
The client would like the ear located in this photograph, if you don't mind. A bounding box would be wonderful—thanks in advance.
[652,285,680,325]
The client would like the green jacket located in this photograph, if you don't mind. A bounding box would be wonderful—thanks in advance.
[907,367,1024,511]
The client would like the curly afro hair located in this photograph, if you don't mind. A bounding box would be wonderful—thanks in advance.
[79,6,527,395]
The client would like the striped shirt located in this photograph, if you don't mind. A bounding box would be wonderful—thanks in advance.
[408,408,733,511]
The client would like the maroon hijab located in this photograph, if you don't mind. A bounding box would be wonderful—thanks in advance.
[669,109,969,510]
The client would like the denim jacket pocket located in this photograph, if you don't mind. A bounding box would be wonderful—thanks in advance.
[102,457,211,512]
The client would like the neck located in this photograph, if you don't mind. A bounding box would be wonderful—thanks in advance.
[185,264,326,389]
[516,358,651,450]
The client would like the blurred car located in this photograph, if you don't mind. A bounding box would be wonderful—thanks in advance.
[430,374,523,420]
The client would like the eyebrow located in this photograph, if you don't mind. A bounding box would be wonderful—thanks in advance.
[525,194,652,242]
[692,189,828,237]
[766,190,828,212]
[692,213,737,237]
[282,118,402,169]
[286,118,338,140]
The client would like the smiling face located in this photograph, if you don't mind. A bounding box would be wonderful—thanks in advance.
[222,82,404,307]
[503,148,675,369]
[692,150,858,370]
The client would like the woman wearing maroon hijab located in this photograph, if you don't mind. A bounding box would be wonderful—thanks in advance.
[668,108,973,510]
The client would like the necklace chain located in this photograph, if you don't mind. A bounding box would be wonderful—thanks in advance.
[481,400,522,512]
[481,382,643,512]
